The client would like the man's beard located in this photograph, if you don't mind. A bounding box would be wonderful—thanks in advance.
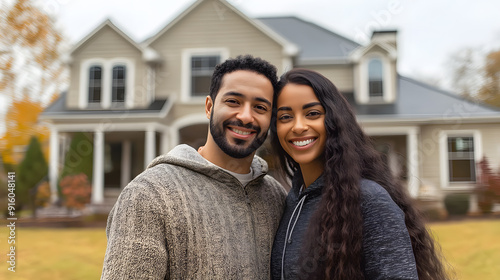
[210,111,268,159]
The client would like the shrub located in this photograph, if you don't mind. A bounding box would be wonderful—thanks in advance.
[444,193,470,216]
[60,173,91,210]
[35,181,51,208]
[475,157,500,214]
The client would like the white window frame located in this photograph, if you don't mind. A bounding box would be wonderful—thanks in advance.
[439,130,482,190]
[357,52,395,104]
[181,48,229,103]
[79,58,135,109]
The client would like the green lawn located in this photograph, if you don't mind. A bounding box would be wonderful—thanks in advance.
[0,219,499,279]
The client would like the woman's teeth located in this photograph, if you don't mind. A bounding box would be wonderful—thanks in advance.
[293,139,314,147]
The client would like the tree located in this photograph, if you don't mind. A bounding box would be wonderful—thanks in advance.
[477,49,500,108]
[0,0,68,163]
[447,47,484,99]
[16,136,48,211]
[447,47,500,108]
[0,98,50,164]
[59,132,94,183]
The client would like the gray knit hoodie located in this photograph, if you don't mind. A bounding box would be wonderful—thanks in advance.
[101,144,287,279]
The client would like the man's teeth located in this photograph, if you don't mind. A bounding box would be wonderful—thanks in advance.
[293,139,314,147]
[232,128,251,135]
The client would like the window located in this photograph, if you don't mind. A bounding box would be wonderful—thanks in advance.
[447,136,476,182]
[112,65,126,103]
[368,58,383,98]
[88,66,102,103]
[190,55,220,97]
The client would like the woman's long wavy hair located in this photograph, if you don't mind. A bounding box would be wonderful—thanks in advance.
[270,68,449,279]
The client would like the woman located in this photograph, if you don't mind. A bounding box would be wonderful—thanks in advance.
[270,68,448,279]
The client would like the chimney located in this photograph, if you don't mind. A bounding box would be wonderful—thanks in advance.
[371,30,397,49]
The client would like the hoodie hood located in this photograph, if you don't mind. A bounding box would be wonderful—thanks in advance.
[147,144,269,185]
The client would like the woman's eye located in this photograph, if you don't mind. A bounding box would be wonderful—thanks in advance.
[307,111,322,118]
[278,114,292,122]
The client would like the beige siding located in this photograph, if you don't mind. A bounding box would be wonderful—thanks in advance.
[68,25,147,108]
[303,65,354,92]
[149,0,284,112]
[419,123,500,190]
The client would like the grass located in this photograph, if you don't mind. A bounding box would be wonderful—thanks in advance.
[0,219,499,279]
[0,227,107,280]
[429,219,500,279]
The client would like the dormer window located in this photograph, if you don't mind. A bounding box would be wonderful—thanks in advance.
[88,66,102,103]
[112,65,126,103]
[368,58,383,98]
[80,58,134,109]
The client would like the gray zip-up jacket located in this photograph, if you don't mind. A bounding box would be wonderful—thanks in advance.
[102,144,287,279]
[271,174,418,280]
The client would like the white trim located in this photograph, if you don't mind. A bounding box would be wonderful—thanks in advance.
[79,59,105,109]
[80,58,136,109]
[357,52,395,104]
[91,130,104,204]
[362,126,419,136]
[49,122,169,133]
[49,126,59,203]
[181,48,229,103]
[350,41,397,62]
[144,126,156,168]
[439,130,482,190]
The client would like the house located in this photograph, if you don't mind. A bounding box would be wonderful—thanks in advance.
[40,0,500,213]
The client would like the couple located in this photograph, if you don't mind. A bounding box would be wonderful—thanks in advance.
[101,55,448,279]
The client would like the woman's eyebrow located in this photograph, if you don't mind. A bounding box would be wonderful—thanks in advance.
[303,102,322,109]
[277,106,291,111]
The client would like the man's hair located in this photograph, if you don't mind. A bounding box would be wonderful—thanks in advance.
[209,54,278,101]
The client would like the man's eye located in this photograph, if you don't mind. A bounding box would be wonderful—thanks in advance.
[225,99,239,105]
[255,105,268,112]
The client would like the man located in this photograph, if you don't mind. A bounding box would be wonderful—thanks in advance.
[101,55,287,279]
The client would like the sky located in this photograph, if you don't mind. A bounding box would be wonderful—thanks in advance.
[1,0,500,135]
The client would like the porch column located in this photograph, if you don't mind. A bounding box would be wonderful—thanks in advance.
[49,126,59,203]
[407,129,419,197]
[160,128,170,155]
[121,140,132,188]
[145,127,156,169]
[92,130,104,204]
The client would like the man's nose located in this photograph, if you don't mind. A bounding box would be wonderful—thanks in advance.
[236,104,254,124]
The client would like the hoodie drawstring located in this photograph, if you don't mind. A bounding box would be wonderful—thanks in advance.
[281,194,308,280]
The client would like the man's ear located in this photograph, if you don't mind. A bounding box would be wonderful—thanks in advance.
[205,95,213,119]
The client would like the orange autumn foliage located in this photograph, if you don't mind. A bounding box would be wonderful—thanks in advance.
[0,98,50,164]
[60,173,92,210]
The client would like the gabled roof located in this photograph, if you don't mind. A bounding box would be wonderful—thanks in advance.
[350,40,397,62]
[70,19,144,55]
[144,0,298,56]
[257,16,360,65]
[346,76,500,122]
